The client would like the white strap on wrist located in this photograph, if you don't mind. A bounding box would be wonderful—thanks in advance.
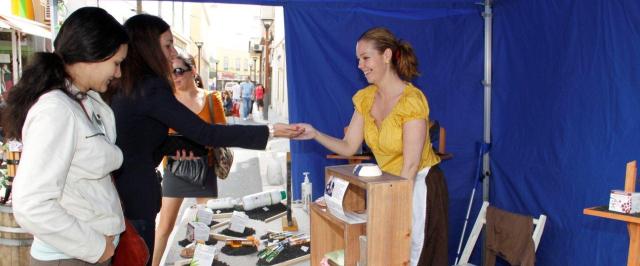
[267,123,275,138]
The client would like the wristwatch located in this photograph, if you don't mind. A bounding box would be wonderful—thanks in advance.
[267,124,275,138]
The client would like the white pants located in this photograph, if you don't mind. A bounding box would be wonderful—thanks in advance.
[410,167,431,266]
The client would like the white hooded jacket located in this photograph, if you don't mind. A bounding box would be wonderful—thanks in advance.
[12,86,124,263]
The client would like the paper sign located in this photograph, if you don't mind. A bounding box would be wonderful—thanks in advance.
[190,243,216,266]
[325,176,349,218]
[324,176,366,224]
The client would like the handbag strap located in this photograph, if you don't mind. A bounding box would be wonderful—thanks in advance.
[207,93,216,123]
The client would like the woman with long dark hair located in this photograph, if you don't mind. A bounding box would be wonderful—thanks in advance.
[3,7,128,265]
[109,14,302,260]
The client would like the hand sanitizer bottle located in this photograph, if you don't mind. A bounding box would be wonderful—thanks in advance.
[301,172,312,212]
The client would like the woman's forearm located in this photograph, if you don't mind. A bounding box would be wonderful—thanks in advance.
[314,130,359,156]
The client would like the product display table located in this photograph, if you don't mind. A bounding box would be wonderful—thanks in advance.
[164,203,311,266]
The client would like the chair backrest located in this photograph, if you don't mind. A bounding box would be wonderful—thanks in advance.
[456,201,547,265]
[429,120,447,154]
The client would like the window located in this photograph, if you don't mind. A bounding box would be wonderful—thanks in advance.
[223,57,229,70]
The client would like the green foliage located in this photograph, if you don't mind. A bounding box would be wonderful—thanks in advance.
[0,142,7,190]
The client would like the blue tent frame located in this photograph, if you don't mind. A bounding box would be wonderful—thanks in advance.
[170,0,640,264]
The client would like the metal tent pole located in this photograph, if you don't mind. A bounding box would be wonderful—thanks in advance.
[482,0,492,205]
[482,0,493,263]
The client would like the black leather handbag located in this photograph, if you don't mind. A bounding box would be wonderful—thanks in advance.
[168,157,207,187]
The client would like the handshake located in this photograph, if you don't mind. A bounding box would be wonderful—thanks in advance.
[271,123,306,138]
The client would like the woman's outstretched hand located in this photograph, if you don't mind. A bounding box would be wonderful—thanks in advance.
[273,123,305,138]
[291,123,317,140]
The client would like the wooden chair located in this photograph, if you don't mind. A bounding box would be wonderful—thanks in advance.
[429,120,452,160]
[455,201,547,266]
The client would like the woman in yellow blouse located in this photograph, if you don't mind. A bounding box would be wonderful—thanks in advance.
[295,27,448,266]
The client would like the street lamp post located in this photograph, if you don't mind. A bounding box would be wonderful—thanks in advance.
[261,18,274,120]
[214,59,219,90]
[195,42,204,71]
[253,57,258,83]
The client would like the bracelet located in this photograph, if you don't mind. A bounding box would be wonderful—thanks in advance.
[267,124,275,138]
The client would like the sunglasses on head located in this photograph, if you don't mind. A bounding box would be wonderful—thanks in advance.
[172,67,192,76]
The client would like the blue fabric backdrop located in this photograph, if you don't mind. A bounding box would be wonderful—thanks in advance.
[490,0,640,265]
[171,0,640,264]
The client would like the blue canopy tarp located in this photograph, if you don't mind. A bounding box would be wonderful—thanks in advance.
[174,0,640,264]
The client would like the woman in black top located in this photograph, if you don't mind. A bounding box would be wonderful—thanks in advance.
[109,14,303,260]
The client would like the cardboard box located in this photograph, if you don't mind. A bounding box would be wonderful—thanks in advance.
[609,190,640,214]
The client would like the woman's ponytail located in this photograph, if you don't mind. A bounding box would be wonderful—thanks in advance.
[393,40,420,81]
[2,52,68,140]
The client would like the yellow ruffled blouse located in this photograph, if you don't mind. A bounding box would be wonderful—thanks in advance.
[352,83,441,176]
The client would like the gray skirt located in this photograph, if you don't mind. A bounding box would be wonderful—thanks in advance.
[161,164,218,198]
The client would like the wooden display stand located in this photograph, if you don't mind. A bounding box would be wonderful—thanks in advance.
[584,161,640,266]
[310,165,411,266]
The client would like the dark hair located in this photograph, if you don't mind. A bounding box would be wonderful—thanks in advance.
[116,14,172,97]
[176,54,203,89]
[358,27,419,81]
[2,7,128,140]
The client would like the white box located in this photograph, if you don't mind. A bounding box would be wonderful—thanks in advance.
[609,190,640,214]
[196,207,213,225]
[229,211,249,233]
[186,221,210,242]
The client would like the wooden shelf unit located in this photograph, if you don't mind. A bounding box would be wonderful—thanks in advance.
[584,161,640,266]
[310,165,412,266]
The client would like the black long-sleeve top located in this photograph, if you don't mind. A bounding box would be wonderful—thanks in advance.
[111,76,268,219]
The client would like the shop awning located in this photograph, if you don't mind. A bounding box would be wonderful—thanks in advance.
[0,13,51,39]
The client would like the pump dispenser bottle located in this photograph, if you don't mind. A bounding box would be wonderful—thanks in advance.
[301,172,312,212]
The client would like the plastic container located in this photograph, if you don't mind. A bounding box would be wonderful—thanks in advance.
[241,190,287,211]
[301,172,312,212]
[206,197,238,210]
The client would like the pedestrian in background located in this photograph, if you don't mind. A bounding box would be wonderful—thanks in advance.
[222,90,233,117]
[239,76,255,120]
[294,27,448,266]
[108,13,304,262]
[3,7,128,265]
[255,83,265,113]
[1,64,12,92]
[152,54,228,265]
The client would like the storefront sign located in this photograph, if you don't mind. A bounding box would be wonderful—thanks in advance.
[0,54,9,63]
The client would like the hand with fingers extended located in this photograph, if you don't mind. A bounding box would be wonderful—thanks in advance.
[272,123,305,138]
[170,149,200,161]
